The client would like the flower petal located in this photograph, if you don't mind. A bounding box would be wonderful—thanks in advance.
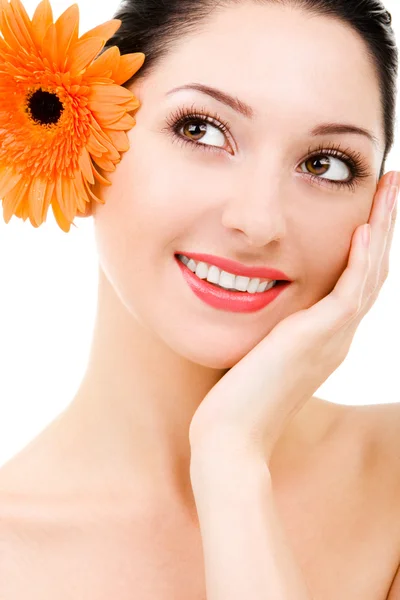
[73,170,93,209]
[10,0,34,46]
[78,146,95,185]
[79,19,121,44]
[0,166,22,198]
[28,176,47,226]
[106,129,130,153]
[54,3,79,71]
[0,0,26,53]
[62,176,77,222]
[88,124,120,161]
[41,178,55,223]
[91,161,111,187]
[51,192,71,232]
[84,45,119,79]
[92,155,116,172]
[88,83,134,103]
[67,36,105,77]
[2,176,27,223]
[112,53,146,86]
[119,96,141,112]
[54,175,77,224]
[106,112,136,131]
[86,129,109,157]
[70,173,90,213]
[89,103,127,126]
[41,22,58,70]
[31,0,53,51]
[2,0,32,50]
[82,175,103,204]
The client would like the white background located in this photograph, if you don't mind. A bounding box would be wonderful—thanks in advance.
[0,0,399,467]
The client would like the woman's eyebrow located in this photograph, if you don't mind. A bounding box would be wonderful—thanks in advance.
[166,82,255,118]
[166,82,380,149]
[311,123,380,149]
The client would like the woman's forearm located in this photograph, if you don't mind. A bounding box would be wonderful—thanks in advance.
[190,442,313,600]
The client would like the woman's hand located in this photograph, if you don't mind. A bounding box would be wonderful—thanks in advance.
[189,171,399,463]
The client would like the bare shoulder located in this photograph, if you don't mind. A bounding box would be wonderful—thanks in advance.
[309,396,400,499]
[0,448,89,578]
[0,468,107,596]
[342,400,400,492]
[346,400,400,454]
[360,402,400,600]
[360,402,400,596]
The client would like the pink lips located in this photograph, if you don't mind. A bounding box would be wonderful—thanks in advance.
[175,255,292,314]
[176,252,292,282]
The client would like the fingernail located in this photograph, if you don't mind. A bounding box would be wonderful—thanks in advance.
[390,172,400,186]
[387,185,399,213]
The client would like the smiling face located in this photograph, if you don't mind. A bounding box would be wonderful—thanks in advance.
[89,1,385,369]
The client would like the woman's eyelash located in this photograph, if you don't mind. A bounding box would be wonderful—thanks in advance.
[163,105,373,192]
[164,103,232,152]
[303,142,372,192]
[165,103,231,137]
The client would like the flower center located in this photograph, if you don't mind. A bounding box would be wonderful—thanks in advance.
[26,88,64,126]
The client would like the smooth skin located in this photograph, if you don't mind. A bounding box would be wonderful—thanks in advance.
[188,173,399,599]
[0,2,400,598]
[189,175,399,458]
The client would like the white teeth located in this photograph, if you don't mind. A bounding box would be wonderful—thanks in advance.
[178,255,277,294]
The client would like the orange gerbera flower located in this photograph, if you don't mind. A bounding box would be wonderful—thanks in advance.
[0,0,145,232]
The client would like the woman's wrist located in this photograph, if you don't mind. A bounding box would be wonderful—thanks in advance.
[189,430,272,497]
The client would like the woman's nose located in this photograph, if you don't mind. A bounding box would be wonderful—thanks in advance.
[220,173,287,248]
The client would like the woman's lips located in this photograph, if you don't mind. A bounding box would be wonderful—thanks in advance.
[175,255,291,314]
[175,251,292,281]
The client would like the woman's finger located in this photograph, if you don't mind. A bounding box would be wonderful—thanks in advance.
[326,222,371,326]
[361,182,398,303]
[309,175,399,334]
[373,185,398,290]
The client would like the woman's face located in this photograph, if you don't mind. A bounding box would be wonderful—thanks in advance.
[90,2,384,369]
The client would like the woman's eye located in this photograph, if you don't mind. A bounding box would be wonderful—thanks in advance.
[173,116,357,186]
[300,155,351,181]
[179,119,225,148]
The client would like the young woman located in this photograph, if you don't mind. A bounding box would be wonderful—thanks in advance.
[0,0,399,598]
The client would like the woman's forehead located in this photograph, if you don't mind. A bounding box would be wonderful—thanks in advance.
[164,4,377,91]
[140,3,383,148]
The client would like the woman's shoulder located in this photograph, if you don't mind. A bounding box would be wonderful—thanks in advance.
[342,400,400,489]
[311,395,400,455]
[309,397,400,499]
[345,399,400,450]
